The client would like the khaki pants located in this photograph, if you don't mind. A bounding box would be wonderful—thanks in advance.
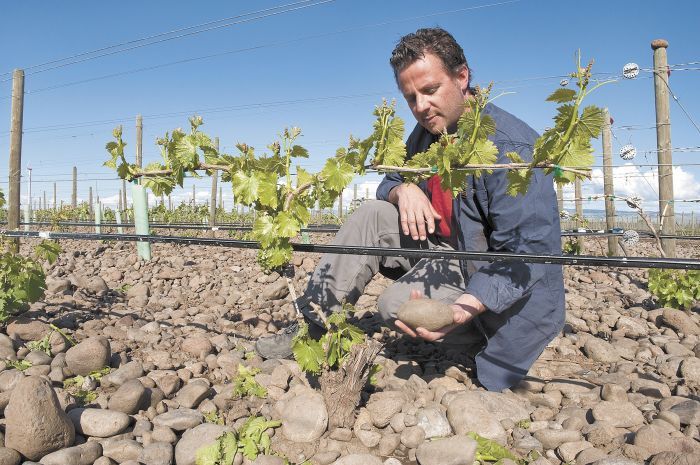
[301,200,482,344]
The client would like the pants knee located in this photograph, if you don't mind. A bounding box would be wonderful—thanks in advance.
[377,287,404,323]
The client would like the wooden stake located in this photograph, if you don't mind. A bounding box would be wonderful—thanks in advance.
[72,166,77,208]
[575,178,583,249]
[209,137,219,236]
[652,39,676,257]
[602,108,618,256]
[7,69,23,249]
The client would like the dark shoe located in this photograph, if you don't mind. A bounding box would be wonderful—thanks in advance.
[255,321,299,360]
[255,315,327,360]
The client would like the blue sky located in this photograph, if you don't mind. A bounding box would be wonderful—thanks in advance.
[2,0,699,214]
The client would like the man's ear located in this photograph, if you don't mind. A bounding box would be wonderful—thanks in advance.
[456,65,469,95]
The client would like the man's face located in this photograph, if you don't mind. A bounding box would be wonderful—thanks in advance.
[397,52,469,134]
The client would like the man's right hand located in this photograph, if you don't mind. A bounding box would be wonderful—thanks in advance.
[388,183,441,241]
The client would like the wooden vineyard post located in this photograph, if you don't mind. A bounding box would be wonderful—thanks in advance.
[135,115,143,170]
[53,182,57,210]
[602,108,618,256]
[132,183,152,261]
[338,191,343,219]
[7,69,24,251]
[23,204,30,232]
[122,179,128,211]
[652,39,676,257]
[556,183,564,213]
[88,186,93,218]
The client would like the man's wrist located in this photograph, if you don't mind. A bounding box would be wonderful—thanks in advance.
[453,293,486,314]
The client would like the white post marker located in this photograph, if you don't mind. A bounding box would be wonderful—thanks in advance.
[94,202,102,234]
[115,209,124,234]
[132,183,152,261]
[23,204,30,232]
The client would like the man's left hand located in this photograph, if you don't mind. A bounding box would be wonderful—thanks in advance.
[395,290,485,342]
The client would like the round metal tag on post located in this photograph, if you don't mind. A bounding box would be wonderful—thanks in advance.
[619,144,637,160]
[622,230,640,247]
[623,63,640,79]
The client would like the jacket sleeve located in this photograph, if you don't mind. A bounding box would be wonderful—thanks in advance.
[463,156,561,314]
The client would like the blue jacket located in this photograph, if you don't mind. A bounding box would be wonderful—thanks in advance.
[376,103,565,391]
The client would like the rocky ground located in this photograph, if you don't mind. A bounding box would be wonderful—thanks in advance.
[0,234,698,465]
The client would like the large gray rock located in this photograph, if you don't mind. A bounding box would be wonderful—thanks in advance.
[153,408,203,431]
[591,401,644,428]
[584,338,621,363]
[446,392,507,444]
[416,407,452,439]
[366,391,406,428]
[174,423,231,465]
[669,399,700,425]
[101,438,142,463]
[415,435,478,465]
[633,424,675,455]
[4,376,75,461]
[181,335,213,358]
[174,380,211,409]
[6,318,51,342]
[0,447,21,465]
[138,441,174,465]
[533,429,583,450]
[67,408,131,437]
[662,308,700,335]
[108,379,148,414]
[101,361,144,388]
[262,279,289,301]
[679,358,700,385]
[39,442,102,465]
[65,337,111,377]
[280,391,328,443]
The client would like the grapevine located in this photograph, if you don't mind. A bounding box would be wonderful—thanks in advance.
[105,52,608,271]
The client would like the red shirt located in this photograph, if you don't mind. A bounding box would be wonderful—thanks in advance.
[426,175,453,239]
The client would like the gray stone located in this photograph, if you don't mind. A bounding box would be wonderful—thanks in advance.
[4,376,75,461]
[108,379,148,414]
[25,350,52,366]
[6,317,51,342]
[46,278,72,294]
[679,358,700,385]
[151,426,177,444]
[396,298,454,331]
[592,457,643,465]
[38,442,102,465]
[0,370,25,392]
[584,338,621,363]
[615,316,649,338]
[65,337,111,376]
[101,361,144,388]
[330,454,383,465]
[669,399,700,425]
[649,451,700,465]
[400,425,425,449]
[138,441,173,465]
[181,335,213,358]
[591,401,644,428]
[0,447,20,465]
[446,392,507,444]
[101,439,143,463]
[557,440,592,463]
[262,279,289,301]
[366,391,406,428]
[127,283,150,299]
[415,434,478,465]
[252,456,286,465]
[174,380,211,408]
[280,391,328,442]
[633,424,675,455]
[533,429,583,450]
[174,423,231,465]
[85,276,109,293]
[662,308,700,335]
[153,408,203,431]
[355,430,381,448]
[416,407,452,438]
[67,408,131,437]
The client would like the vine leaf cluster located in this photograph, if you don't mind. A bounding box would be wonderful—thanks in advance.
[104,53,607,271]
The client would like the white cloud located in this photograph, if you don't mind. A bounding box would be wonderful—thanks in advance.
[560,163,700,213]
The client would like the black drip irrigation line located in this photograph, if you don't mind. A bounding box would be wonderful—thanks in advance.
[13,221,700,240]
[3,230,699,270]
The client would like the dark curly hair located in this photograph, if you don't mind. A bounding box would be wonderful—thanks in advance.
[390,28,473,91]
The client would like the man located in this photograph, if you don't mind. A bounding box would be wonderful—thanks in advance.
[256,28,564,392]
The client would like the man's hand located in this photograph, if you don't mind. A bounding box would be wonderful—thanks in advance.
[395,290,485,342]
[388,183,441,241]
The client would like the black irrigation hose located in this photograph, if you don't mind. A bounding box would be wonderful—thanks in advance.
[4,229,700,270]
[14,221,700,240]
